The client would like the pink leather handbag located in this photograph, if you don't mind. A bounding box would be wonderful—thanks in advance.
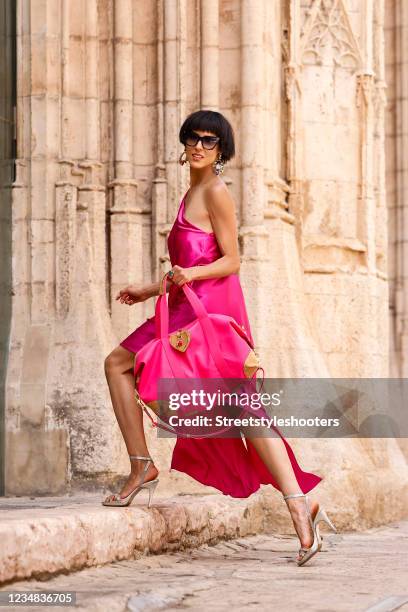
[133,272,264,437]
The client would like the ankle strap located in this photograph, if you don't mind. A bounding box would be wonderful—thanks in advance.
[283,492,307,500]
[129,455,152,461]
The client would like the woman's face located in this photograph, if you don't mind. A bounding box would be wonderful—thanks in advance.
[184,129,221,169]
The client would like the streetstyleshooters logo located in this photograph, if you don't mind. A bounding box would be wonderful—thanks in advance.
[164,412,340,430]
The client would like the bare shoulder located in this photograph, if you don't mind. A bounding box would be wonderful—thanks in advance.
[203,182,236,217]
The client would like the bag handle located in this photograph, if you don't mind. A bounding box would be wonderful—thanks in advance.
[155,271,233,378]
[156,271,210,338]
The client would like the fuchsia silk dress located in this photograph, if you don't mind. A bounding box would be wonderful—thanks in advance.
[119,189,323,498]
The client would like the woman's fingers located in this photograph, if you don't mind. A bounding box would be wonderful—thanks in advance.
[116,287,131,300]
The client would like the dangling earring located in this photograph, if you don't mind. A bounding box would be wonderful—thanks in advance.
[179,150,188,166]
[213,153,225,175]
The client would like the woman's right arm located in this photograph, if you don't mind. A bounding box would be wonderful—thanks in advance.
[116,277,172,305]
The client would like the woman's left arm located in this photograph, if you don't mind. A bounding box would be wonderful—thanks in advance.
[171,185,241,286]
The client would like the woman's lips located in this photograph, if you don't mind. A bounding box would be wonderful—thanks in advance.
[192,154,203,159]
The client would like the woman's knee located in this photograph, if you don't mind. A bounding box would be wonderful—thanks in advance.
[104,345,134,375]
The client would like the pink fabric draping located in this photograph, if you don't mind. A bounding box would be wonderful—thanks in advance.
[119,190,322,498]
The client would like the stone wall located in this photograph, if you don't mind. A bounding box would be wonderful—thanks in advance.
[4,0,407,525]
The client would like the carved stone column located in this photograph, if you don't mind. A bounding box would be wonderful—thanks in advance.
[48,0,119,490]
[151,0,168,284]
[6,0,66,494]
[153,0,184,284]
[108,0,142,340]
[372,0,388,280]
[201,0,219,109]
[239,0,269,343]
[392,0,408,376]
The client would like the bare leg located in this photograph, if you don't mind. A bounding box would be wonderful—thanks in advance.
[103,345,159,501]
[241,425,319,560]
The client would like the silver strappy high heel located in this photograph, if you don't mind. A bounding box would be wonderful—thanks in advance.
[283,492,337,566]
[102,455,159,508]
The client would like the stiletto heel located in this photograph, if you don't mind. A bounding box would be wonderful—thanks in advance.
[102,455,159,508]
[144,479,159,508]
[283,492,337,566]
[316,507,337,533]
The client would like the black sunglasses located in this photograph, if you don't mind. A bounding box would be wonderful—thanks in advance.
[184,131,220,150]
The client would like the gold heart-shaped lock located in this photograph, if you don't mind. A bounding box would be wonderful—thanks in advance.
[169,329,191,352]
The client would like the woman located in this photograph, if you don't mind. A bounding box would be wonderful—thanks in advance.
[103,110,336,566]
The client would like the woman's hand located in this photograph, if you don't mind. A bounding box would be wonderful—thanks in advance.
[168,265,196,287]
[115,284,151,305]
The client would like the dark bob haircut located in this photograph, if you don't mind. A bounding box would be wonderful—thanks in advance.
[179,110,235,163]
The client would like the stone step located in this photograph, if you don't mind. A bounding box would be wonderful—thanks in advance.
[0,490,272,585]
